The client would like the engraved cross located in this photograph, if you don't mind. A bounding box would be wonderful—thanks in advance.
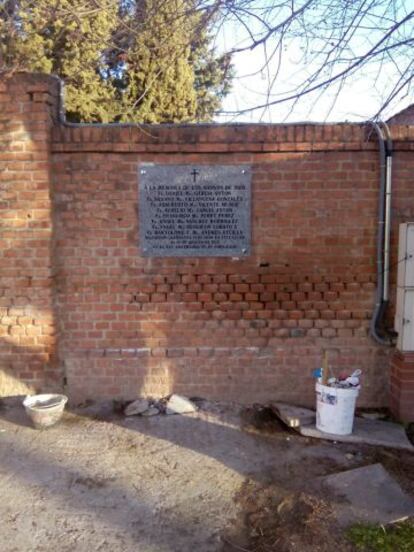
[191,168,200,182]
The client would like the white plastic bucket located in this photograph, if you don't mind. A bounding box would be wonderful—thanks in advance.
[315,382,359,435]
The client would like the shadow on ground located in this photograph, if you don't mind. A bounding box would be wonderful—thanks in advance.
[0,398,413,552]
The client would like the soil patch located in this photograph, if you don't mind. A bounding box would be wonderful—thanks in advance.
[222,479,355,552]
[240,404,288,435]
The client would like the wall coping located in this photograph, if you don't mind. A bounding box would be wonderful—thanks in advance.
[3,72,414,154]
[51,124,414,154]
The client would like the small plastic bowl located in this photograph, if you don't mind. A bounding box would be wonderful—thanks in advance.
[23,394,68,429]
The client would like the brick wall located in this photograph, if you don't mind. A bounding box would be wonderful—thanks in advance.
[3,73,414,415]
[0,73,61,395]
[390,351,414,420]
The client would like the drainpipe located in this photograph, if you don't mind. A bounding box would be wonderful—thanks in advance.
[369,121,394,345]
[382,122,393,304]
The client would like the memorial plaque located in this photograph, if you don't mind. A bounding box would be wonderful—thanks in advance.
[139,164,251,257]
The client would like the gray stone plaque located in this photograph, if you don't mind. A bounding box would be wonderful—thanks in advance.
[139,164,251,257]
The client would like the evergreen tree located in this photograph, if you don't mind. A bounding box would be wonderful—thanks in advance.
[109,0,198,123]
[1,0,118,122]
[0,0,232,123]
[192,39,233,122]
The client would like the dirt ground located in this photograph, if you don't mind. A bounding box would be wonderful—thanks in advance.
[0,398,413,552]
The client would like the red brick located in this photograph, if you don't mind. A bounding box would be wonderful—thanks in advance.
[187,283,202,293]
[203,284,219,293]
[235,283,249,293]
[198,293,213,302]
[219,284,233,293]
[181,274,196,284]
[243,311,257,320]
[151,293,166,302]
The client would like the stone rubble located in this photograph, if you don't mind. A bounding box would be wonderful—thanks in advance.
[124,399,150,416]
[141,406,160,417]
[165,394,198,415]
[123,394,197,417]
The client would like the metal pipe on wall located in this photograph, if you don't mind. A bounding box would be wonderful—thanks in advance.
[369,121,394,345]
[382,123,393,303]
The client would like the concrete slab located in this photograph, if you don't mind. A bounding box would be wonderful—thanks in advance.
[300,417,414,451]
[269,402,414,451]
[317,463,414,526]
[269,402,315,428]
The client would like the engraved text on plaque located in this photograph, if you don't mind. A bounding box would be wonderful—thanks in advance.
[139,164,251,257]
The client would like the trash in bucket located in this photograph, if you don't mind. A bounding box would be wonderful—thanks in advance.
[313,352,361,436]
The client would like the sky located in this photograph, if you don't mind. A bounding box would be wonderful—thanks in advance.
[218,46,413,124]
[213,1,414,124]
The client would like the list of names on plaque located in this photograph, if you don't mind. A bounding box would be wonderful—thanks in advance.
[139,165,251,257]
